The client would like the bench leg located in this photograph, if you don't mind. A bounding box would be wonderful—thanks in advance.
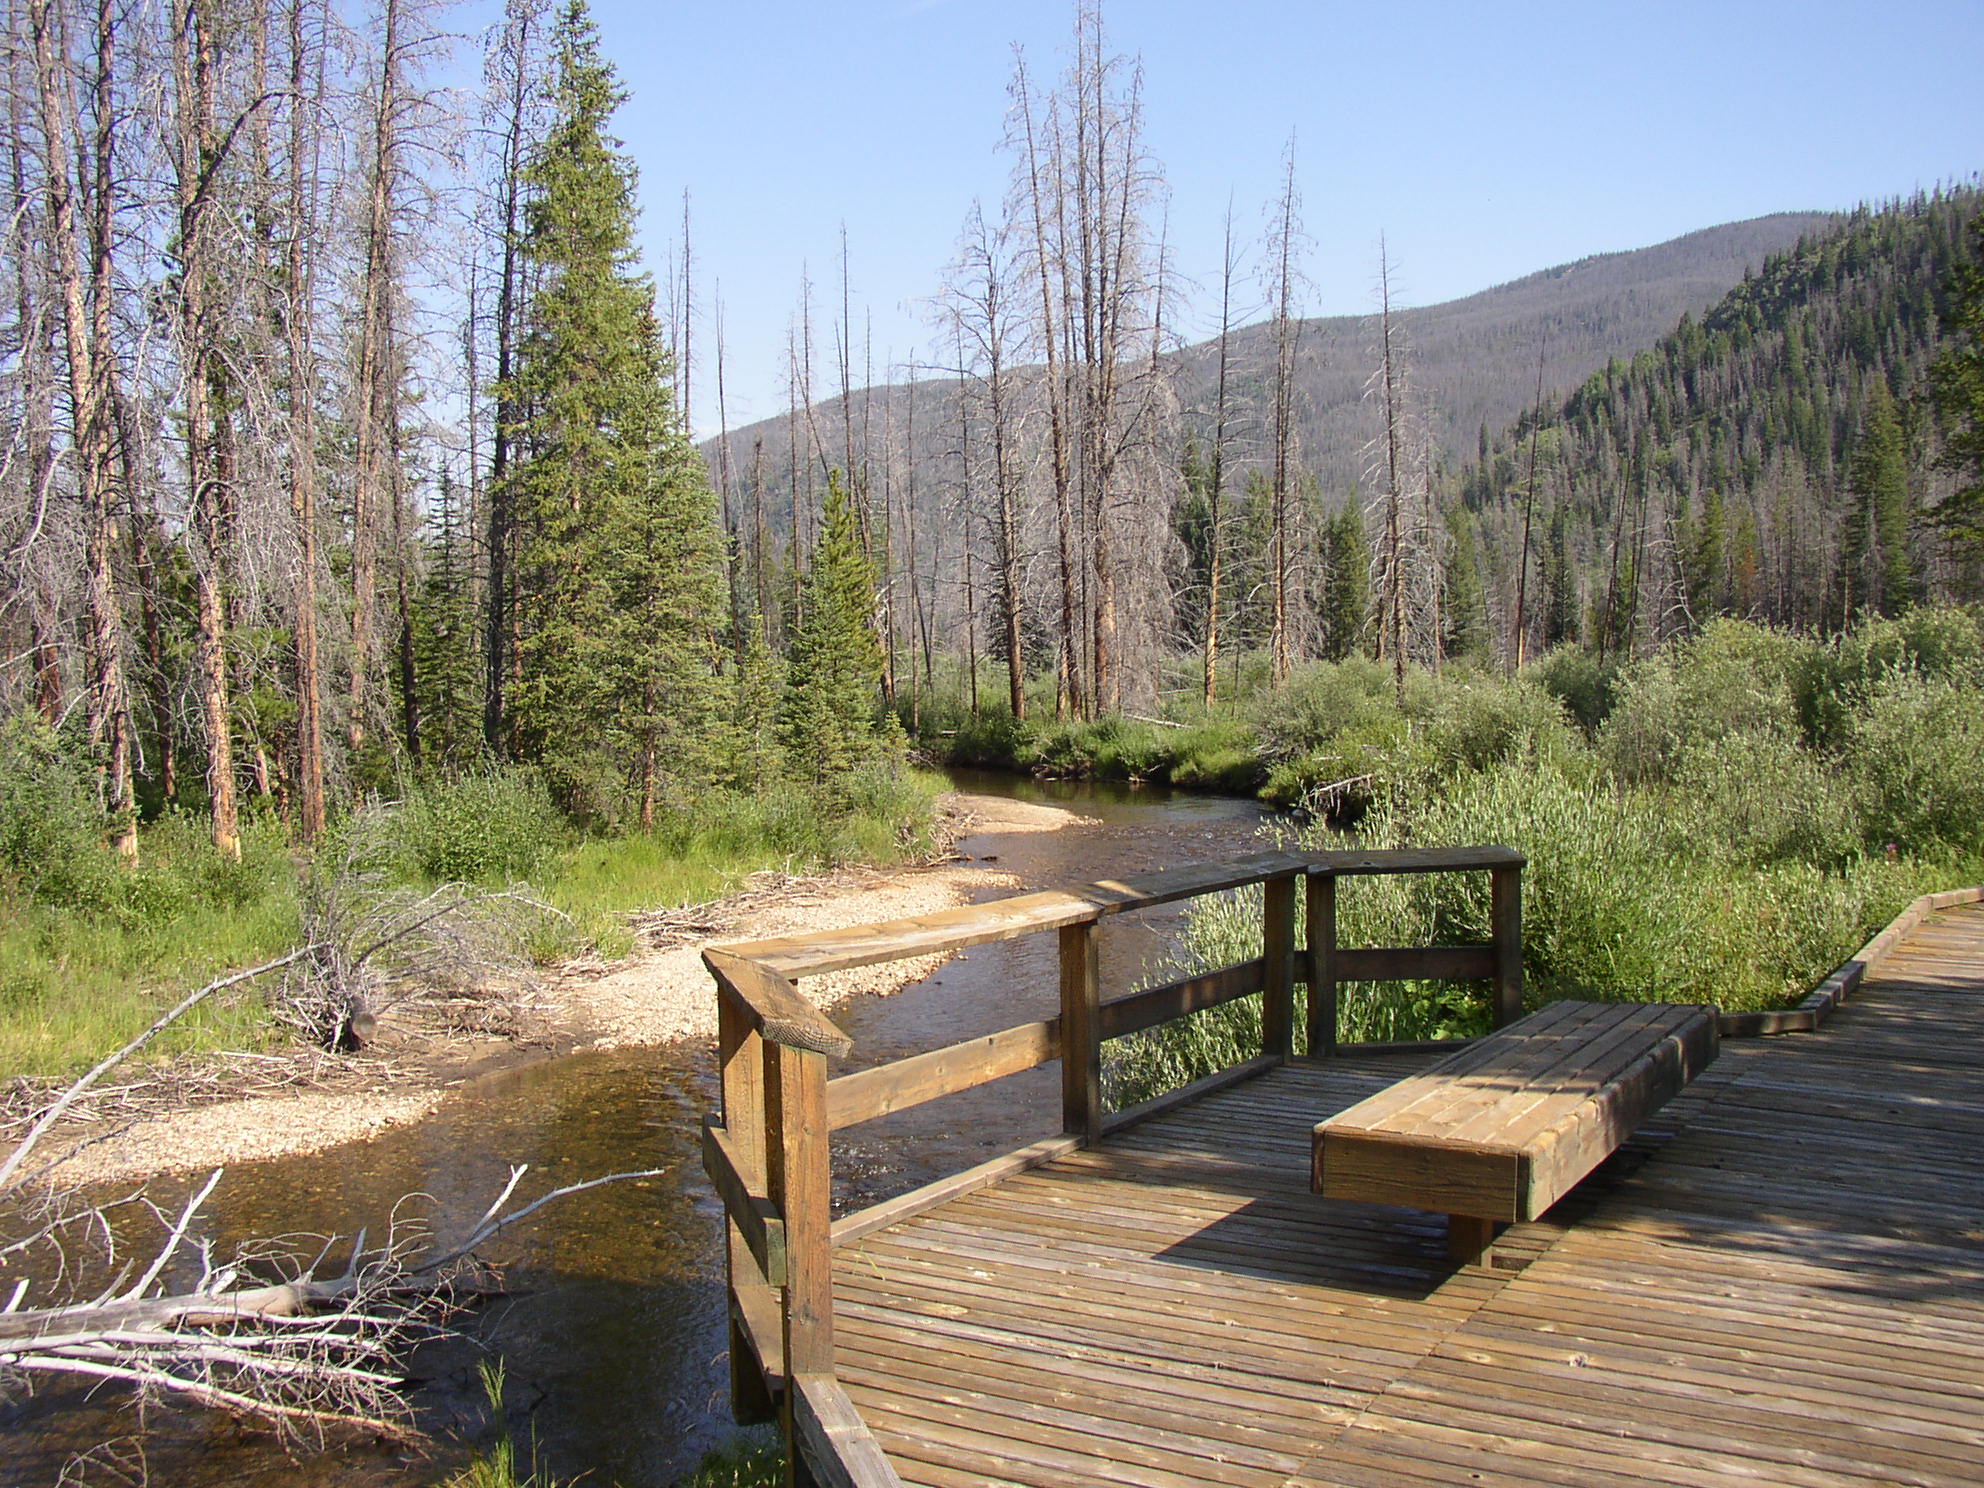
[1447,1214,1501,1265]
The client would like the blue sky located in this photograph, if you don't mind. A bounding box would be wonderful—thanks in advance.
[540,0,1984,435]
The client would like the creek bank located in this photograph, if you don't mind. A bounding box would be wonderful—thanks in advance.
[22,791,1083,1189]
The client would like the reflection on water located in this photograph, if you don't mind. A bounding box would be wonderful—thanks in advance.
[1,770,1274,1487]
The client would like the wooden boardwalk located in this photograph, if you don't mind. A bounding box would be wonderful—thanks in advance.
[828,901,1984,1487]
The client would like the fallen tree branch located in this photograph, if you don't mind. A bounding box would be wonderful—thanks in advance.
[0,950,315,1195]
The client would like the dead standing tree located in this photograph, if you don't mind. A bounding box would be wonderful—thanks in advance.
[938,201,1029,720]
[1365,239,1442,703]
[28,0,138,857]
[1007,5,1168,718]
[1263,134,1306,684]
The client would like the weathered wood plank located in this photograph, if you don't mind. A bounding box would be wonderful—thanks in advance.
[1060,920,1102,1143]
[725,852,1311,980]
[793,1373,909,1488]
[828,1019,1059,1130]
[1315,1002,1717,1224]
[743,884,1984,1488]
[1101,1053,1279,1136]
[829,1135,1084,1249]
[706,948,851,1057]
[701,1116,787,1285]
[1097,960,1264,1041]
[1309,846,1525,876]
[1307,871,1338,1057]
[1262,873,1297,1061]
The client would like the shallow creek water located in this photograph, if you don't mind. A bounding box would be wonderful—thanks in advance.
[2,772,1271,1488]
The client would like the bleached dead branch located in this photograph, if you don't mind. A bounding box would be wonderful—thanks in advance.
[0,946,657,1445]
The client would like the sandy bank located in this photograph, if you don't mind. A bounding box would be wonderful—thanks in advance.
[28,790,1081,1187]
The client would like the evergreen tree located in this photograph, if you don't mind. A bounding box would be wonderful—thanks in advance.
[1541,503,1579,646]
[1318,504,1370,662]
[406,467,484,774]
[1843,384,1915,617]
[1440,504,1490,665]
[1682,489,1727,621]
[780,472,893,794]
[1930,217,1984,556]
[500,0,728,822]
[731,625,787,792]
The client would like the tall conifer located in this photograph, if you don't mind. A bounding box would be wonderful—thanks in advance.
[501,0,727,821]
[780,472,891,794]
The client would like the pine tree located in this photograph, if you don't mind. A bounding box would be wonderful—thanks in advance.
[406,467,483,774]
[1441,504,1490,665]
[1843,384,1914,617]
[501,0,728,823]
[1930,217,1984,555]
[731,625,787,792]
[1318,505,1370,662]
[1541,503,1579,646]
[780,471,892,794]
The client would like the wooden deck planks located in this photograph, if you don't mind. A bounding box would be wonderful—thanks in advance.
[831,900,1984,1486]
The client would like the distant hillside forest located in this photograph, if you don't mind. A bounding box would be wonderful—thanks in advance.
[719,182,1982,726]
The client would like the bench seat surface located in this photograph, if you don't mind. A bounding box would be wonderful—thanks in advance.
[1313,999,1718,1223]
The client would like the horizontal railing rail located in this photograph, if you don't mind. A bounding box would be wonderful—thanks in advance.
[700,843,1526,1486]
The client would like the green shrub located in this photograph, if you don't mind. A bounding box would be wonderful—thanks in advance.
[0,719,118,909]
[1666,730,1860,870]
[1168,717,1261,793]
[1848,672,1984,862]
[1599,620,1809,783]
[1529,645,1620,735]
[1799,605,1984,750]
[371,768,568,884]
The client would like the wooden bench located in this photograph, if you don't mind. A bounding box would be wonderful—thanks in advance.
[1313,999,1719,1263]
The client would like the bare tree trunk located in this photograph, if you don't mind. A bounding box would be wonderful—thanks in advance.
[172,0,239,859]
[1373,241,1407,707]
[1204,204,1237,707]
[1011,54,1079,720]
[1266,140,1302,685]
[347,0,407,757]
[286,0,326,840]
[32,0,136,857]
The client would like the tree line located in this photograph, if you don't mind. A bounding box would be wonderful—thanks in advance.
[1,0,903,867]
[711,20,1983,727]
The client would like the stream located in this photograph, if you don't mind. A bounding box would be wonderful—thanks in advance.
[1,772,1272,1488]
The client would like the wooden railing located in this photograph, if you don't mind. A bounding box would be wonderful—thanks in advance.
[702,845,1524,1487]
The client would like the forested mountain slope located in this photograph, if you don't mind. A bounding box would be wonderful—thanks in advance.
[707,212,1833,515]
[1171,211,1839,492]
[1456,187,1983,657]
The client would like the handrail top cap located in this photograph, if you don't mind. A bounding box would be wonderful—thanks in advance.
[1306,845,1524,876]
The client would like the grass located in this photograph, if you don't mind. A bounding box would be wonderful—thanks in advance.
[0,813,301,1077]
[0,760,945,1082]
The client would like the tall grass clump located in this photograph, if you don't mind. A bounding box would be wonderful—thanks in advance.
[0,722,301,1077]
[539,767,944,957]
[675,1432,783,1487]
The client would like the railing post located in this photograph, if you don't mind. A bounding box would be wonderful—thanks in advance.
[764,1040,834,1486]
[1059,919,1102,1142]
[1490,862,1524,1028]
[1262,873,1296,1062]
[1307,871,1338,1057]
[718,996,776,1425]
